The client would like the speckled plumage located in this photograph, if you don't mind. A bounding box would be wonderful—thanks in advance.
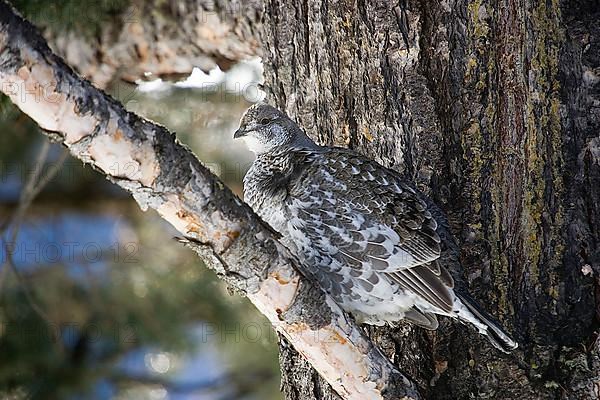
[235,103,518,352]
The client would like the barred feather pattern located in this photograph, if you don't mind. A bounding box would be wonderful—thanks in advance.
[244,147,456,325]
[242,130,517,352]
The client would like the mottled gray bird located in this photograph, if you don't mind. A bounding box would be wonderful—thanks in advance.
[234,103,518,352]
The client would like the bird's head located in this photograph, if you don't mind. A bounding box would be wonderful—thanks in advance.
[234,103,316,154]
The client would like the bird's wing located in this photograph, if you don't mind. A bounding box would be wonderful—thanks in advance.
[286,148,454,312]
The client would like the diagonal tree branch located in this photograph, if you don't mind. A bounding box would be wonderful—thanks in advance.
[0,2,420,399]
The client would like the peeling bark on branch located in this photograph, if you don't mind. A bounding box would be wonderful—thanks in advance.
[0,2,421,399]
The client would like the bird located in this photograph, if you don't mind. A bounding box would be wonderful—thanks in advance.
[234,102,518,353]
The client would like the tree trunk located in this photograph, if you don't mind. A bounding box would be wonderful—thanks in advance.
[259,0,599,398]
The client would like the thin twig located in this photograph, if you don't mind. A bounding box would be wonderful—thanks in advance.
[0,139,51,286]
[0,139,69,328]
[29,148,69,200]
[0,139,50,232]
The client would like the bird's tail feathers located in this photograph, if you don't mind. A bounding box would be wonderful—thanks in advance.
[455,292,518,353]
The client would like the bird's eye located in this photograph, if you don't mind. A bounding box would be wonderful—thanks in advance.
[260,118,271,125]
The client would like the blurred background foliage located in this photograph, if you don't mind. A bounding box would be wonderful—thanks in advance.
[11,0,130,37]
[0,2,278,399]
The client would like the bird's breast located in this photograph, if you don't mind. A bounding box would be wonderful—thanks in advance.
[243,167,290,233]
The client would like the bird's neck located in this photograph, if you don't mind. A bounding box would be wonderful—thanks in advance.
[243,151,291,211]
[288,128,320,151]
[245,145,318,201]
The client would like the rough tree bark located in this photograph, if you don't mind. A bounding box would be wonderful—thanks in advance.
[259,0,600,399]
[2,0,599,399]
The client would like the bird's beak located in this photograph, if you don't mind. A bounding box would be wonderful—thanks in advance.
[233,127,246,139]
